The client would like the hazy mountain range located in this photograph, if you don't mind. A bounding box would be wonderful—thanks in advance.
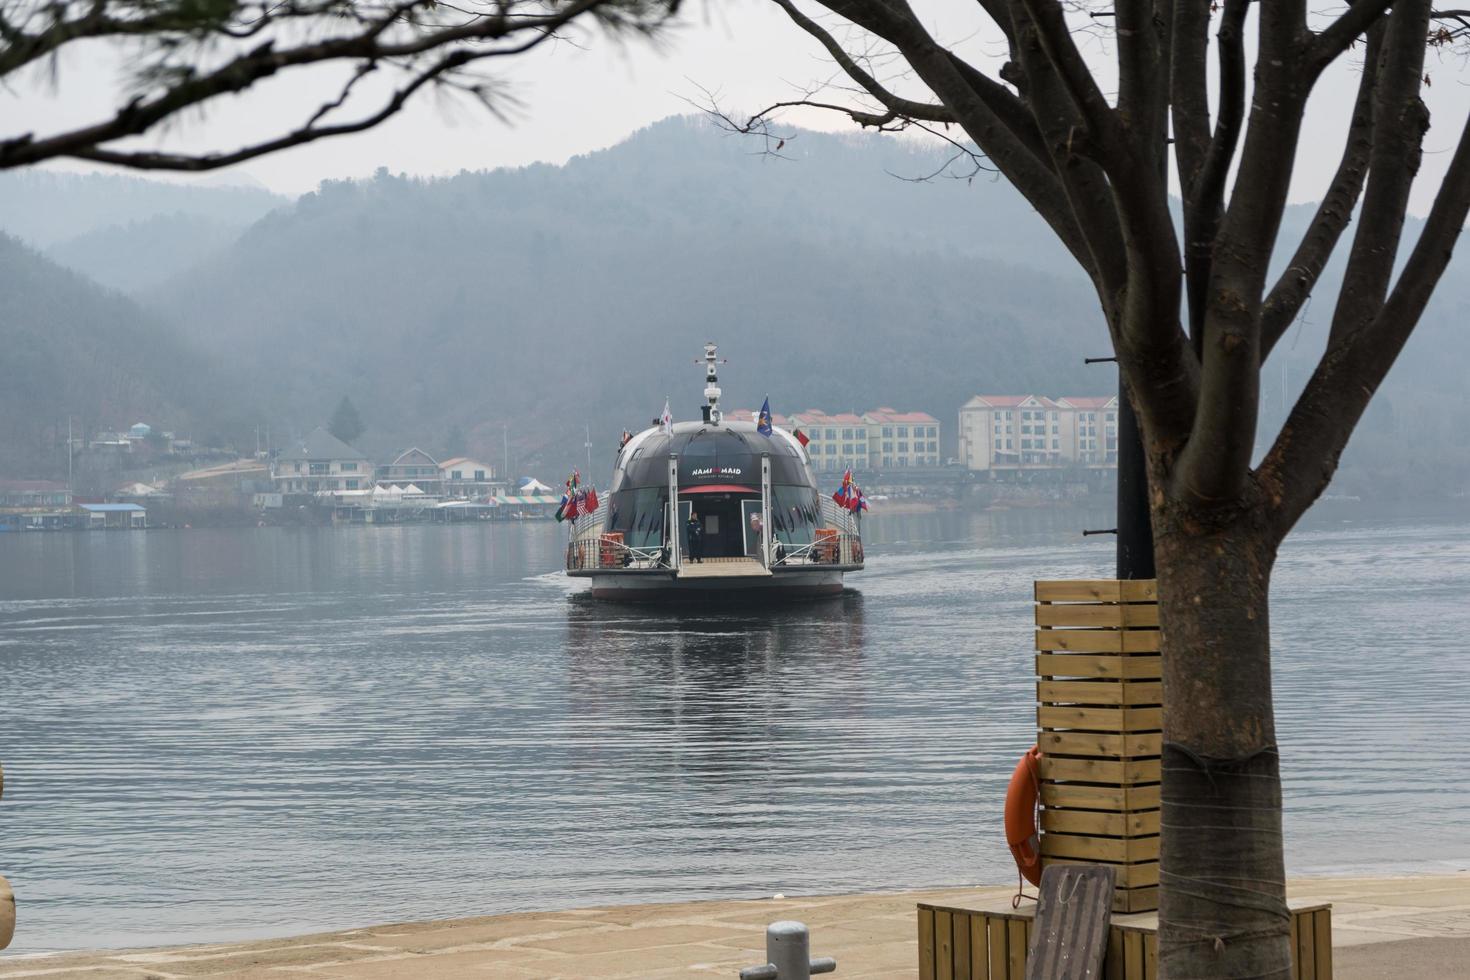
[1,116,1465,494]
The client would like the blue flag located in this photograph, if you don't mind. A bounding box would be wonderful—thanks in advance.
[757,397,773,436]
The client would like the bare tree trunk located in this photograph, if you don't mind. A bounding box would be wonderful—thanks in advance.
[1153,502,1290,979]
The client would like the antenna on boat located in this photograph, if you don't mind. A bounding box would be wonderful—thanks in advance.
[700,342,727,424]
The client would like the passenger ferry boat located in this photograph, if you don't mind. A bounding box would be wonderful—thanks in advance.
[565,343,864,599]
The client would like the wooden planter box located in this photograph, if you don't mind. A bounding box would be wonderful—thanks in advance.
[917,899,1333,980]
[1034,579,1161,913]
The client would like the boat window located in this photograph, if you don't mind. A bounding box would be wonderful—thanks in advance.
[610,486,668,548]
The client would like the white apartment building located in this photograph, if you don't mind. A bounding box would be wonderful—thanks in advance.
[861,408,941,468]
[788,411,871,472]
[958,395,1118,472]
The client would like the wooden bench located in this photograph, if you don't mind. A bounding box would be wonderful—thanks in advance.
[917,898,1332,980]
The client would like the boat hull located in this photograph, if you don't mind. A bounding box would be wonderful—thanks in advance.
[582,567,849,601]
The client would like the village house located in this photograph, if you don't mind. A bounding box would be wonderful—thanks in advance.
[378,448,442,494]
[437,457,499,499]
[271,428,372,494]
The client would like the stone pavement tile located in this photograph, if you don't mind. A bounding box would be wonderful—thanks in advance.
[519,924,748,956]
[1333,924,1441,948]
[303,947,565,979]
[354,917,603,952]
[484,941,748,979]
[109,944,387,977]
[1335,935,1470,979]
[0,966,161,980]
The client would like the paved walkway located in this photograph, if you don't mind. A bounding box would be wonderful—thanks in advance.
[1,874,1467,979]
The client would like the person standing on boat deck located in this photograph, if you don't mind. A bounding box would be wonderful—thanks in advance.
[686,511,704,563]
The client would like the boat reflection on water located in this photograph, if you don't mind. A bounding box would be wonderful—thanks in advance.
[561,591,868,787]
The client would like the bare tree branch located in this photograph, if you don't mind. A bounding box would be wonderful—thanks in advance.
[1312,0,1394,72]
[1325,0,1432,348]
[0,0,673,170]
[1261,19,1383,358]
[1263,102,1470,534]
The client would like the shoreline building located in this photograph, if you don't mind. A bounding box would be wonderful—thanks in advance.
[958,395,1118,473]
[748,408,941,473]
[271,428,372,494]
[438,457,500,499]
[378,448,442,493]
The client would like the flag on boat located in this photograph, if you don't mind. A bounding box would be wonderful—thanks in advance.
[660,399,673,435]
[555,470,581,522]
[793,428,810,448]
[757,397,773,436]
[584,486,599,514]
[832,469,854,509]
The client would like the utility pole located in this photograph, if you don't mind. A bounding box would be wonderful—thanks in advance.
[1083,357,1154,580]
[503,425,509,482]
[1115,387,1154,580]
[584,424,593,483]
[67,417,73,491]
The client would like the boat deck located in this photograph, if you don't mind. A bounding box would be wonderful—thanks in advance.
[675,557,772,579]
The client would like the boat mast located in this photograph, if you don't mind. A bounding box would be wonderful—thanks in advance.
[701,342,723,425]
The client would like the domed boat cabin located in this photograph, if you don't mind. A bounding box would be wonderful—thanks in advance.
[565,344,863,599]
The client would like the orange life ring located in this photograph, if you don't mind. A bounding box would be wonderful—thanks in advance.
[1005,745,1043,886]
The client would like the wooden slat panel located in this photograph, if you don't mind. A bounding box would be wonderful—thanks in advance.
[1036,604,1126,628]
[1290,910,1300,980]
[971,915,988,980]
[1313,909,1332,980]
[1036,580,1125,602]
[1041,858,1158,888]
[955,910,972,980]
[1038,705,1163,734]
[1006,919,1027,980]
[1297,906,1315,979]
[989,916,1007,980]
[1144,931,1158,980]
[1037,731,1163,758]
[1119,580,1157,602]
[1035,604,1160,628]
[1038,756,1161,785]
[1040,832,1159,863]
[1039,680,1128,706]
[1125,931,1145,979]
[1036,629,1124,653]
[1040,782,1162,811]
[1039,681,1162,708]
[1036,654,1162,681]
[1034,629,1161,653]
[1034,578,1123,602]
[937,910,954,980]
[1106,927,1125,980]
[1040,807,1160,837]
[1116,886,1159,914]
[920,906,936,980]
[1122,631,1161,653]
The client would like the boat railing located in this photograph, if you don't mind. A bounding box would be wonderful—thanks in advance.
[565,535,671,572]
[570,506,608,539]
[771,528,864,567]
[819,497,862,536]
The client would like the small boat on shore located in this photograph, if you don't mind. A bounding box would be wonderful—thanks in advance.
[565,343,864,600]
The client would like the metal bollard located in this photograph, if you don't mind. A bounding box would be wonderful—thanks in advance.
[738,921,836,980]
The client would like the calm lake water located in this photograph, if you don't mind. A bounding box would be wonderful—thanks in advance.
[0,506,1467,953]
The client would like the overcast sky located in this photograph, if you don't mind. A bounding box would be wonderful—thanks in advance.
[5,0,1467,214]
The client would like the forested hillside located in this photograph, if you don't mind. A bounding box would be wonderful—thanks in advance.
[0,235,233,476]
[147,118,1105,468]
[0,169,284,292]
